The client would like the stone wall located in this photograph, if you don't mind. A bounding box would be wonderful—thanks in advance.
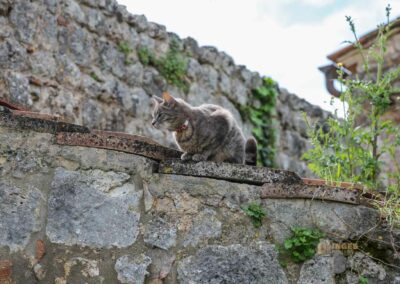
[0,0,331,177]
[0,107,399,283]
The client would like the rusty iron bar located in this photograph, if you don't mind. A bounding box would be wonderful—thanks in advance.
[0,98,28,111]
[56,132,182,161]
[0,110,89,134]
[0,260,12,283]
[11,110,62,121]
[91,130,164,147]
[260,182,360,205]
[302,178,364,190]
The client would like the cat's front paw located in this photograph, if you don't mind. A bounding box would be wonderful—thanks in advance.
[181,152,192,161]
[192,154,206,162]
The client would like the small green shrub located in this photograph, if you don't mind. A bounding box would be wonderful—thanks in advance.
[90,72,101,82]
[136,40,189,92]
[157,49,188,92]
[359,275,369,284]
[282,227,324,263]
[117,41,134,65]
[117,41,133,55]
[302,5,400,229]
[137,47,153,66]
[241,202,266,228]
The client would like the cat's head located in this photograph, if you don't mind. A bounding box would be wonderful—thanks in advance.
[151,92,187,131]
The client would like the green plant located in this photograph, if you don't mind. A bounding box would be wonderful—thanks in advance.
[157,41,189,92]
[90,72,101,82]
[117,41,133,55]
[302,5,400,228]
[241,202,266,228]
[136,40,189,92]
[137,47,153,66]
[238,77,278,167]
[282,227,324,263]
[359,275,369,284]
[117,41,134,65]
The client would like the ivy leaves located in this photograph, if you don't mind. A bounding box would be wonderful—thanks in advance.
[282,227,324,263]
[241,203,266,228]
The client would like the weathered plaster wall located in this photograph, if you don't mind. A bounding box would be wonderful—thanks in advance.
[0,109,399,283]
[0,0,330,177]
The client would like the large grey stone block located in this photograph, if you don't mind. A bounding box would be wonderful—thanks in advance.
[0,182,43,251]
[46,168,141,248]
[297,255,335,284]
[177,242,288,284]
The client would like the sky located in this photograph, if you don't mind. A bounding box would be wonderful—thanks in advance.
[117,0,400,113]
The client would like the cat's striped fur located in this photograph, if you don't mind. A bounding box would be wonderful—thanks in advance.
[151,92,257,165]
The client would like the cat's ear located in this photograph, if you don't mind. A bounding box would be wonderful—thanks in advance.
[162,92,176,107]
[152,95,163,105]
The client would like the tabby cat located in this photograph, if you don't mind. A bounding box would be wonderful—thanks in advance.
[151,92,257,165]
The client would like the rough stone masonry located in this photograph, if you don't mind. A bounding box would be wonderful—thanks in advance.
[0,0,331,177]
[0,0,399,283]
[0,108,399,283]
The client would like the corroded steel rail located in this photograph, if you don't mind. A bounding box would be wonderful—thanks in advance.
[56,132,182,161]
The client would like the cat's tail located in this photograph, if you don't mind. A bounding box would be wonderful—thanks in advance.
[245,137,257,166]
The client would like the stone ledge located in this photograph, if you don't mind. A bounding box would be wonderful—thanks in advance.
[0,107,372,205]
[158,159,302,185]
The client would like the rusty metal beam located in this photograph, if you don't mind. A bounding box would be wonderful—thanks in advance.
[260,182,360,205]
[56,132,182,161]
[0,98,28,111]
[91,130,164,147]
[0,110,89,134]
[302,178,364,190]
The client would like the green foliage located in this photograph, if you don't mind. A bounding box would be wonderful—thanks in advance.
[239,77,278,167]
[117,41,134,65]
[241,202,266,228]
[117,41,133,55]
[302,6,400,228]
[90,72,101,82]
[137,40,189,93]
[157,41,189,92]
[137,47,153,66]
[359,275,369,284]
[282,227,324,263]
